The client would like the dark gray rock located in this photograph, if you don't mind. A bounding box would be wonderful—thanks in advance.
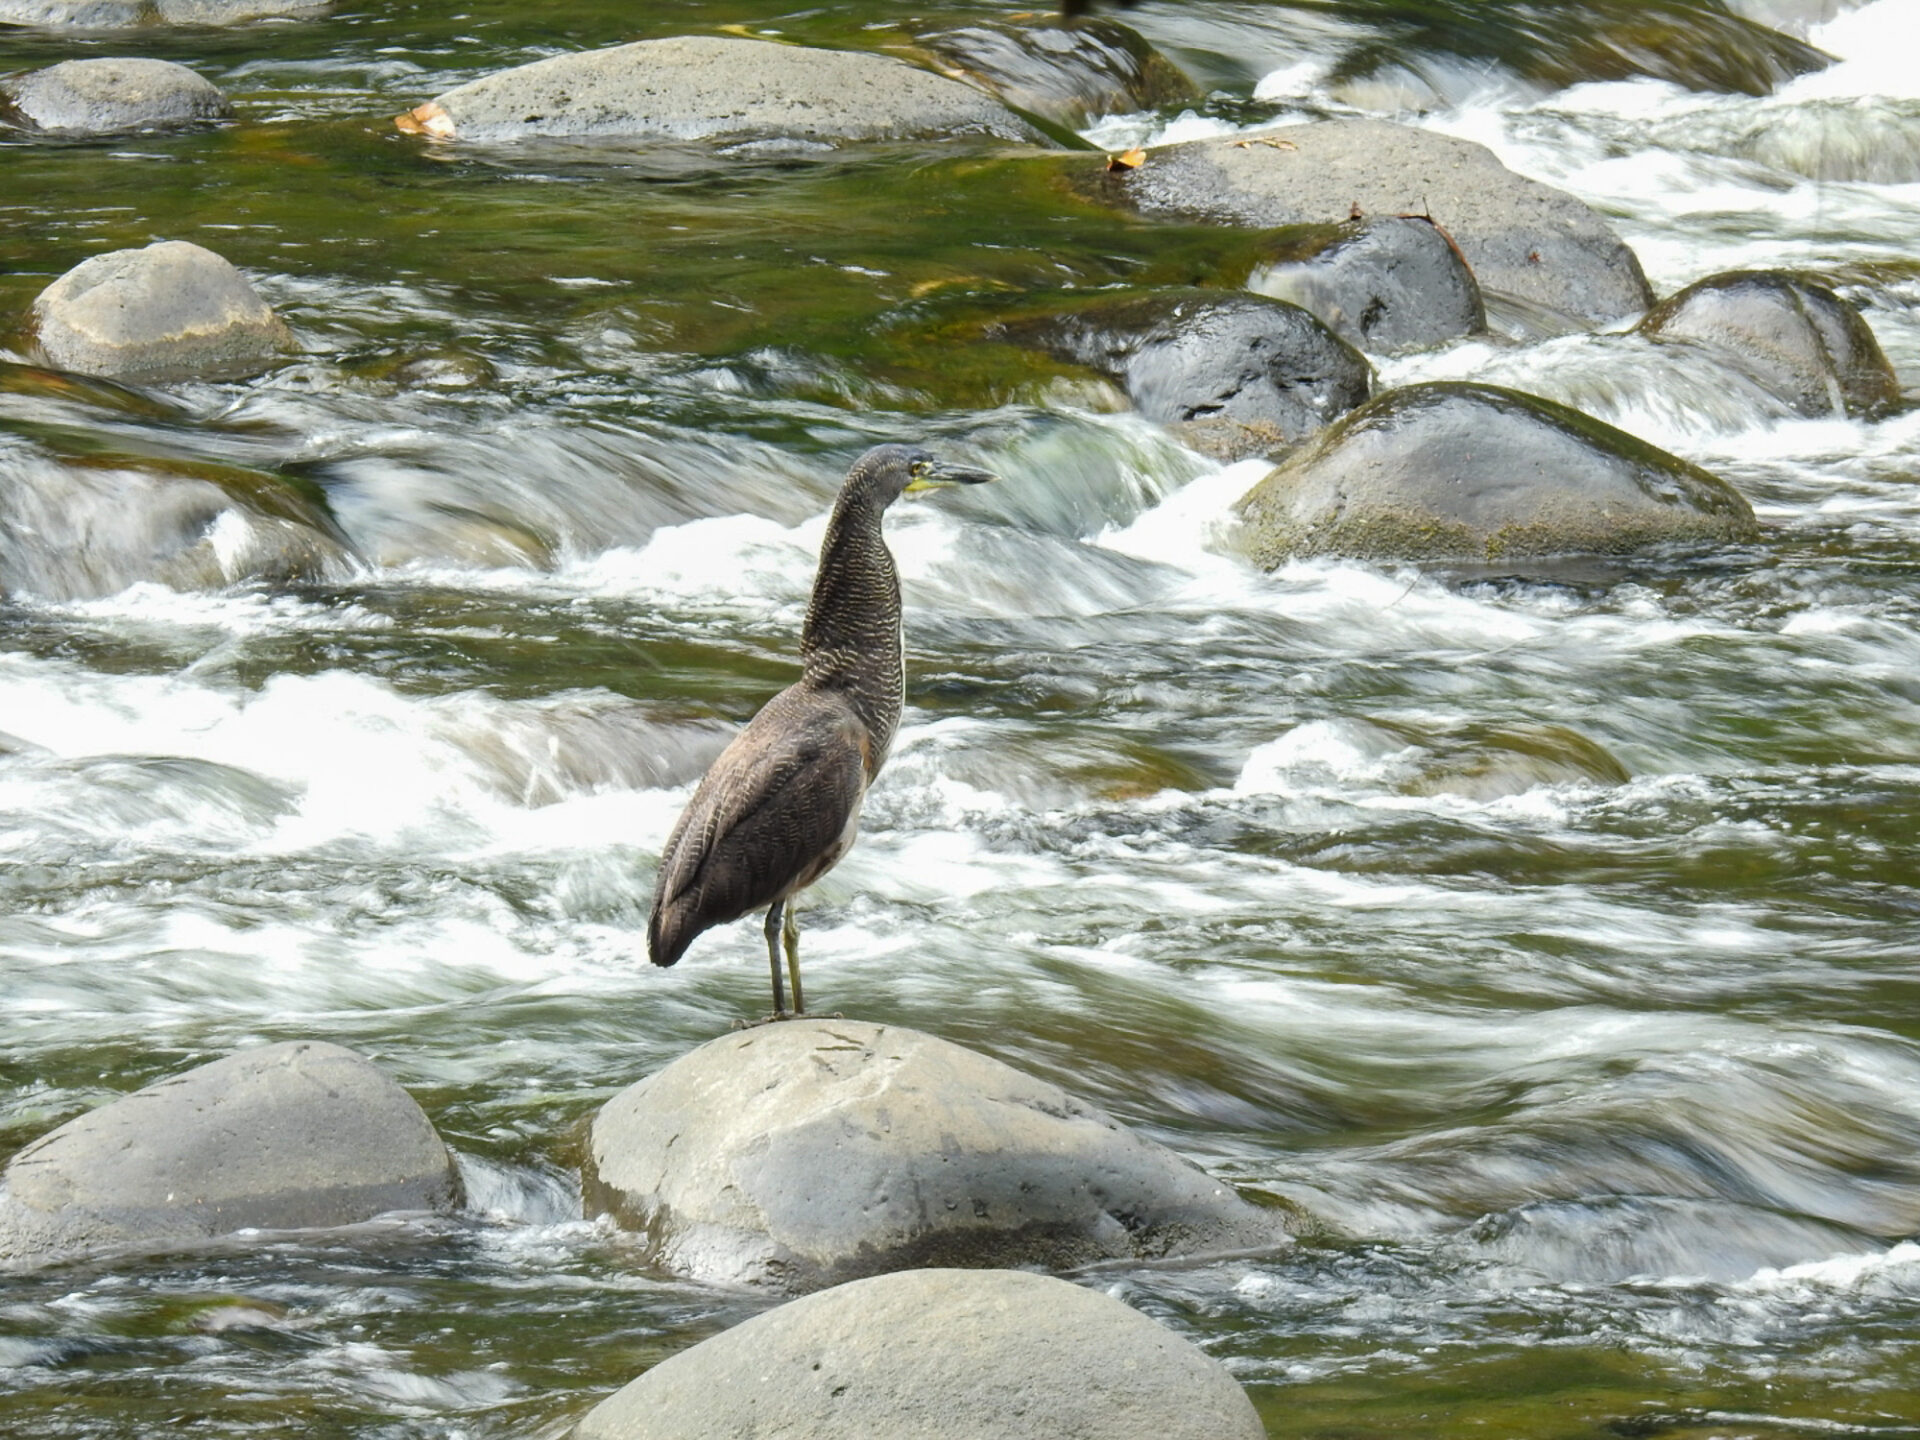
[912,17,1194,128]
[0,451,358,600]
[583,1019,1290,1293]
[1235,381,1759,566]
[573,1267,1267,1440]
[0,1041,461,1270]
[1114,120,1654,327]
[1,58,230,134]
[998,290,1370,458]
[394,35,1047,147]
[24,240,293,382]
[1639,269,1901,419]
[0,0,325,23]
[1247,215,1486,354]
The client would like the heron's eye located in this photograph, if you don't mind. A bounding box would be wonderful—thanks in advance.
[910,460,932,478]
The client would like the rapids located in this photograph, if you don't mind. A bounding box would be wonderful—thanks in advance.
[4,0,1920,1435]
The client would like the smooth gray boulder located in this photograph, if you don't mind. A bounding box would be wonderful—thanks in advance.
[572,1267,1267,1440]
[1,58,230,134]
[583,1020,1289,1292]
[996,289,1370,459]
[394,35,1048,147]
[0,0,324,23]
[1640,269,1901,419]
[1114,120,1653,327]
[23,240,293,383]
[1235,381,1759,566]
[1247,215,1486,354]
[0,1041,461,1270]
[912,17,1193,128]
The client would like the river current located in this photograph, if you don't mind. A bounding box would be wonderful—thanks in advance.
[4,0,1920,1435]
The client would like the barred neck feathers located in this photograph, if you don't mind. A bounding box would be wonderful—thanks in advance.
[800,477,905,776]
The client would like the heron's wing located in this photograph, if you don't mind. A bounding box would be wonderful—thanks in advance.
[647,692,868,966]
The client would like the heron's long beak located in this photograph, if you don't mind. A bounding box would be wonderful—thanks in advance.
[905,459,998,494]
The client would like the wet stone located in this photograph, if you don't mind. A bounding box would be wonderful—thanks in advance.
[1112,120,1654,327]
[582,1019,1291,1293]
[0,0,326,23]
[23,240,293,383]
[1247,215,1487,354]
[394,35,1048,147]
[1234,380,1760,566]
[912,16,1195,128]
[573,1267,1268,1440]
[0,1041,462,1270]
[1639,269,1902,419]
[0,58,230,134]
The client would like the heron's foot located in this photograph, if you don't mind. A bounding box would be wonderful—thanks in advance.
[731,1010,798,1030]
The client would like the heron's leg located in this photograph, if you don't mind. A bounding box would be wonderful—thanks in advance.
[763,901,788,1016]
[783,899,805,1015]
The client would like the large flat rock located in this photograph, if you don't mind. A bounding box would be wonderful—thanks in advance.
[573,1267,1267,1440]
[584,1019,1290,1292]
[396,35,1049,147]
[1115,119,1653,326]
[0,1041,461,1269]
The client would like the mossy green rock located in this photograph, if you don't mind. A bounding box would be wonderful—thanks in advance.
[1234,381,1759,566]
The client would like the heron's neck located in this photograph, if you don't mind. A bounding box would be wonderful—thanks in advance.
[800,486,903,776]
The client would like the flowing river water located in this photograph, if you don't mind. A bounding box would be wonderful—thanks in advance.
[5,0,1920,1435]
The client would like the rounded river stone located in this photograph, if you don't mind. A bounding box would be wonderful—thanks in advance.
[1640,269,1901,419]
[1115,119,1653,326]
[1247,214,1486,354]
[0,1040,461,1269]
[572,1267,1267,1440]
[1,58,231,134]
[913,17,1194,128]
[1234,380,1760,565]
[395,35,1047,146]
[26,240,293,382]
[583,1019,1289,1292]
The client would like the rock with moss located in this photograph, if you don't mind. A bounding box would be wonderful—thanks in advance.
[0,451,358,601]
[22,240,293,383]
[394,35,1049,147]
[1110,120,1653,327]
[1639,269,1901,419]
[1,58,230,133]
[583,1019,1291,1293]
[573,1267,1266,1440]
[1246,215,1486,355]
[1234,381,1759,566]
[912,17,1194,128]
[996,289,1370,458]
[0,1041,462,1271]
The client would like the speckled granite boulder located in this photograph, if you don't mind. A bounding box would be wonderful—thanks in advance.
[23,240,293,382]
[1,58,230,133]
[0,1041,461,1270]
[1640,269,1901,419]
[1113,119,1653,327]
[1247,215,1486,354]
[573,1268,1267,1440]
[1235,381,1759,565]
[394,35,1048,147]
[583,1019,1290,1292]
[0,0,325,24]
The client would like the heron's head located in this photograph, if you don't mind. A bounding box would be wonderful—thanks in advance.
[848,443,997,507]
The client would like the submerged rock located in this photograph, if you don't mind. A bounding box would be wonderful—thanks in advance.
[22,240,293,383]
[394,35,1048,147]
[997,289,1370,458]
[583,1019,1289,1293]
[0,1041,461,1270]
[0,58,230,134]
[1247,215,1486,354]
[574,1267,1266,1440]
[912,17,1194,128]
[1640,269,1901,419]
[0,452,357,600]
[1234,381,1759,566]
[1112,120,1653,327]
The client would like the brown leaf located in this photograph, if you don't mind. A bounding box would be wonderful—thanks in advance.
[394,101,456,139]
[1106,147,1146,172]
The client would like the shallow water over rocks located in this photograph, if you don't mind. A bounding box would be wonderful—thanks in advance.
[4,0,1920,1436]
